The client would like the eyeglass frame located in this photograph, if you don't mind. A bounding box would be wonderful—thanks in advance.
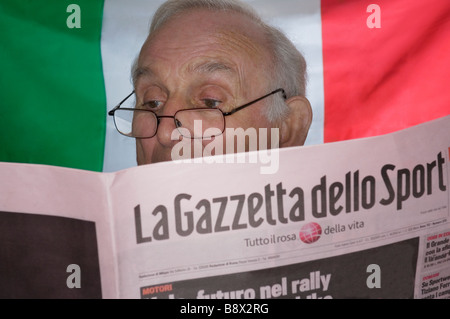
[108,88,287,139]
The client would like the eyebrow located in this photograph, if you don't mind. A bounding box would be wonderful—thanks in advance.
[132,65,152,87]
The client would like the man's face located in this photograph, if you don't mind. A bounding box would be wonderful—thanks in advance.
[134,9,276,165]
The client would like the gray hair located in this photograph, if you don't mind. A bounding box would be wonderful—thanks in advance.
[145,0,307,123]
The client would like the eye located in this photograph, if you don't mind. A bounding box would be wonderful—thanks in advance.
[142,100,163,110]
[201,98,222,108]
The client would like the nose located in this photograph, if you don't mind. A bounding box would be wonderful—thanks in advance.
[155,100,183,147]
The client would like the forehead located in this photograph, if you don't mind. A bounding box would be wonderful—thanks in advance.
[135,9,270,85]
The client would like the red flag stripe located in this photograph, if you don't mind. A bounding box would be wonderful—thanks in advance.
[321,0,450,142]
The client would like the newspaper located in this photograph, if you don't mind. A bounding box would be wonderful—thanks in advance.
[0,115,449,299]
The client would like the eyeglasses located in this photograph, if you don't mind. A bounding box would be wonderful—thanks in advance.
[108,88,286,139]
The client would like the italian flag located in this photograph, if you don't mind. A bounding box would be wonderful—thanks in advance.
[1,0,449,172]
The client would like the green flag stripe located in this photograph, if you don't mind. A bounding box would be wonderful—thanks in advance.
[0,0,106,171]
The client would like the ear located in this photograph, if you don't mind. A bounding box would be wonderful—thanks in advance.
[279,96,312,148]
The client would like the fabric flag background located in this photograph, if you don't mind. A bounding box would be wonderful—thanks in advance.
[1,0,449,172]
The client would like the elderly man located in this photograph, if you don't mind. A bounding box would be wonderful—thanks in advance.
[109,0,312,165]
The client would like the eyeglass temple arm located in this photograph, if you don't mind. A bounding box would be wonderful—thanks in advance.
[108,90,136,116]
[222,88,286,116]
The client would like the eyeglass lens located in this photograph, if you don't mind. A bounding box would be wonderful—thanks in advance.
[113,108,225,139]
